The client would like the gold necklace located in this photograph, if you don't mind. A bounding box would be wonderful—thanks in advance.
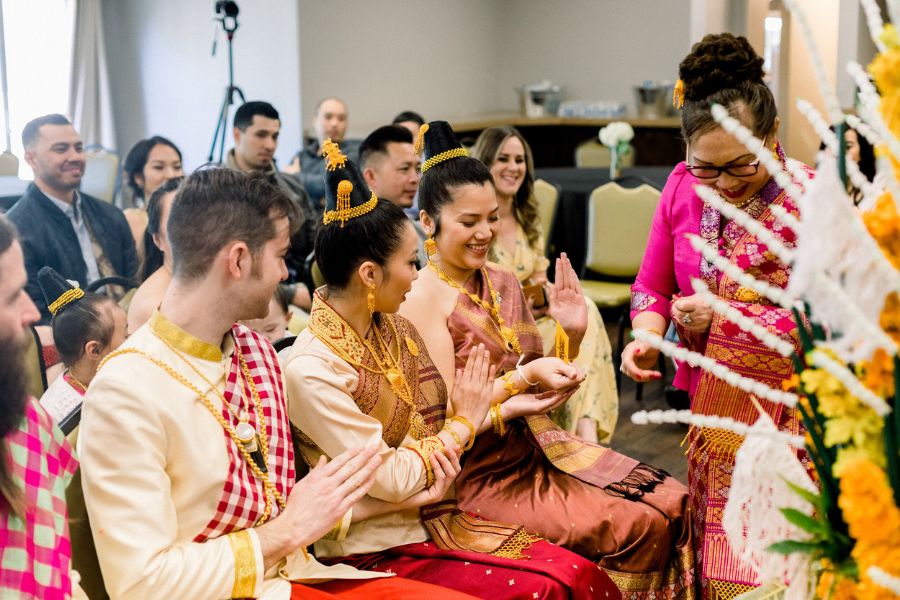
[427,259,522,354]
[99,342,286,524]
[369,319,428,439]
[312,311,428,440]
[158,335,256,444]
[66,371,87,394]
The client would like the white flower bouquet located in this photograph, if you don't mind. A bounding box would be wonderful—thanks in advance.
[598,121,634,178]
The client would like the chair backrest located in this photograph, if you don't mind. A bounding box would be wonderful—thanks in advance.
[532,178,559,248]
[23,326,49,399]
[574,140,635,169]
[585,182,660,277]
[0,151,19,176]
[81,149,119,203]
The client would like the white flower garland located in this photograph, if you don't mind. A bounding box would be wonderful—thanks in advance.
[632,328,800,407]
[847,61,900,162]
[630,409,807,448]
[860,0,888,52]
[796,99,874,198]
[710,104,807,199]
[690,278,795,357]
[869,566,900,595]
[808,274,898,358]
[844,114,881,146]
[687,233,796,309]
[783,0,844,124]
[693,184,796,265]
[770,204,801,231]
[809,349,892,416]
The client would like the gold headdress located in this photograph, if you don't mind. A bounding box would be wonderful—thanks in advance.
[38,266,85,315]
[419,121,469,174]
[321,141,378,227]
[321,138,347,171]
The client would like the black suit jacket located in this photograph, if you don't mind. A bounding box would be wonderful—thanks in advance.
[7,183,138,323]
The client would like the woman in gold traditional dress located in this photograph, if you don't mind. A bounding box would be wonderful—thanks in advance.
[471,126,619,443]
[401,121,697,599]
[283,143,620,599]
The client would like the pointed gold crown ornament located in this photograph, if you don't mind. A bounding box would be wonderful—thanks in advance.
[321,140,378,227]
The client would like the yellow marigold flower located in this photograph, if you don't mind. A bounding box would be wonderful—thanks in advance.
[863,195,900,270]
[861,347,896,398]
[815,570,859,600]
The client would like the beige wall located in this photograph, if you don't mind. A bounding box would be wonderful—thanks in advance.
[298,0,502,139]
[491,0,692,114]
[298,0,692,139]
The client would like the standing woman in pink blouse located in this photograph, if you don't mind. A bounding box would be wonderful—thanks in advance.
[620,33,810,599]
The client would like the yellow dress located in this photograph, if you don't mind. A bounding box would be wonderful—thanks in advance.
[491,225,619,443]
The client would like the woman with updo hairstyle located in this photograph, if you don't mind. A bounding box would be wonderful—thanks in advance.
[403,121,695,598]
[282,143,617,598]
[621,33,810,597]
[121,136,184,259]
[471,126,619,444]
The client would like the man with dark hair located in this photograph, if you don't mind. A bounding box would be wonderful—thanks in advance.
[0,214,82,598]
[286,97,361,212]
[8,114,138,322]
[78,168,463,599]
[359,125,420,210]
[225,101,316,309]
[359,125,426,264]
[392,110,426,139]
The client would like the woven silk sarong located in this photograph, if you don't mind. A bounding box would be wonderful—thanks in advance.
[450,265,697,600]
[684,176,806,600]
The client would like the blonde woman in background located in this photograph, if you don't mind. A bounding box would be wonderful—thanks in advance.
[471,126,618,443]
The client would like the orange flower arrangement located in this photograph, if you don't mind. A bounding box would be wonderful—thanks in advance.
[836,458,900,598]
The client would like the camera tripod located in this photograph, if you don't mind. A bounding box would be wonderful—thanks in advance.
[208,1,244,163]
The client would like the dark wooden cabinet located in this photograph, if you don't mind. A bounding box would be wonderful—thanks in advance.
[451,114,685,168]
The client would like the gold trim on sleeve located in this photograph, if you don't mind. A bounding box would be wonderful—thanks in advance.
[227,530,258,598]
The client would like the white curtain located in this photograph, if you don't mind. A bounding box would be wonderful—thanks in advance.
[68,0,115,150]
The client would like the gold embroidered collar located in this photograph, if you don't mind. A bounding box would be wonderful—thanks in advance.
[149,310,226,362]
[307,292,367,364]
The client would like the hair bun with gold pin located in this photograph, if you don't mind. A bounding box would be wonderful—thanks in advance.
[419,121,468,173]
[322,143,378,227]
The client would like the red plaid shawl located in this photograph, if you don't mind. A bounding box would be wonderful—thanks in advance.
[193,324,296,542]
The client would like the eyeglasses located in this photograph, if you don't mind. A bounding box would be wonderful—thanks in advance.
[685,137,764,179]
[684,162,761,179]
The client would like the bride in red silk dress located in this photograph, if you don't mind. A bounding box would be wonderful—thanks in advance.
[402,121,696,600]
[621,34,809,600]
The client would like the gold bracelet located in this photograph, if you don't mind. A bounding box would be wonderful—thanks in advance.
[405,435,445,486]
[645,327,664,337]
[449,416,476,451]
[501,370,525,398]
[442,424,463,449]
[490,403,506,436]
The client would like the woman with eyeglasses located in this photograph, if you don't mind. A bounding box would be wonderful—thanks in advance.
[620,33,810,598]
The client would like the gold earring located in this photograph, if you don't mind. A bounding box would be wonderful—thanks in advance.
[367,284,376,315]
[424,237,437,258]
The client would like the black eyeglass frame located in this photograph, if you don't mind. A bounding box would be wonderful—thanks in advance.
[684,161,762,179]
